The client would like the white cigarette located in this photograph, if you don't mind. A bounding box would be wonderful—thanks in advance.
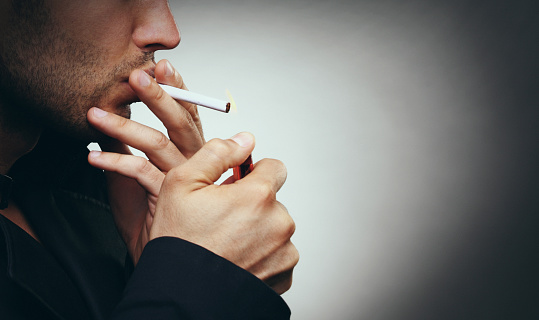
[159,84,230,113]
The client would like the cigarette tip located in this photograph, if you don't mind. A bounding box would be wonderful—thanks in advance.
[225,89,237,113]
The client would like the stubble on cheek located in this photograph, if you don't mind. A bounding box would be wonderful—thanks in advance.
[0,10,154,142]
[0,10,109,140]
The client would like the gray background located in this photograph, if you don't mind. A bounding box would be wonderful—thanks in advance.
[129,1,538,319]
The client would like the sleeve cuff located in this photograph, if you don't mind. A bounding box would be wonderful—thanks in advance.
[111,237,291,319]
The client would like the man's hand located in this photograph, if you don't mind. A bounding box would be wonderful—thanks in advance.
[152,133,298,294]
[88,60,203,264]
[87,60,298,294]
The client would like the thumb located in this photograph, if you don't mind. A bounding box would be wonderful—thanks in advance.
[174,132,255,188]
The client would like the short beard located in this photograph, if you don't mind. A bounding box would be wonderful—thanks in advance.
[11,0,47,22]
[0,2,154,143]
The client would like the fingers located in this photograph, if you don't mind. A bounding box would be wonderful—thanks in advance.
[154,60,204,137]
[88,107,186,171]
[88,150,165,196]
[88,60,204,171]
[150,131,297,294]
[267,269,295,295]
[254,241,299,295]
[130,65,204,159]
[241,158,288,194]
[168,132,255,188]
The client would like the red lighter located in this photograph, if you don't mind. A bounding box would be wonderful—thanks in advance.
[233,154,254,180]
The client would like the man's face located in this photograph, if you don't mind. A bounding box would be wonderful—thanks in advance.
[0,0,180,141]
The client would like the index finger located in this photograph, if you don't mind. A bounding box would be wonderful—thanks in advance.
[169,133,255,190]
[129,69,204,158]
[155,60,204,137]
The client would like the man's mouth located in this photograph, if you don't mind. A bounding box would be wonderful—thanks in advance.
[121,65,156,83]
[116,65,157,105]
[143,67,156,79]
[120,65,155,82]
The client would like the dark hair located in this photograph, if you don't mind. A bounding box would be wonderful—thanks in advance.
[10,0,50,29]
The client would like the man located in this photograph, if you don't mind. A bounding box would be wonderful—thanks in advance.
[0,0,298,319]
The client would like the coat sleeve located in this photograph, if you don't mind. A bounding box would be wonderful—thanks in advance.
[110,237,291,319]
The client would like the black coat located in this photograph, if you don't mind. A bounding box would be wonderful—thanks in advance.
[0,132,290,319]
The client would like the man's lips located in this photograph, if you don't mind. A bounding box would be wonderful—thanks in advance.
[143,67,156,79]
[108,62,156,105]
[121,66,156,83]
[118,67,156,104]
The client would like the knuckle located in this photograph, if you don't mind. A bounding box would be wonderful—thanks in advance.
[191,112,202,125]
[134,157,154,176]
[151,131,170,151]
[270,158,288,180]
[265,205,295,242]
[280,212,296,239]
[154,85,166,102]
[175,73,185,88]
[166,166,185,182]
[289,245,300,267]
[269,202,295,239]
[286,217,297,238]
[116,116,130,129]
[266,158,286,170]
[253,181,275,201]
[278,161,288,180]
[258,158,287,185]
[205,138,225,149]
[167,116,190,135]
[204,138,229,158]
[273,158,286,170]
[109,153,123,166]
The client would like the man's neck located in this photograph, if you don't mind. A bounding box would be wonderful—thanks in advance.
[0,102,42,242]
[0,102,42,175]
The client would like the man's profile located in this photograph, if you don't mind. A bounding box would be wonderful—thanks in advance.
[0,1,298,319]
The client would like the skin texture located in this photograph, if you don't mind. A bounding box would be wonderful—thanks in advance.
[0,0,179,140]
[0,0,298,295]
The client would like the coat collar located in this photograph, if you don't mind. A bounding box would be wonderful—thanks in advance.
[0,214,91,320]
[2,131,128,320]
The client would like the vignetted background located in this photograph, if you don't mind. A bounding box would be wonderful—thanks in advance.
[130,1,538,319]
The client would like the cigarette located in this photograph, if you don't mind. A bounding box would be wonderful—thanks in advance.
[159,84,230,113]
[234,155,254,180]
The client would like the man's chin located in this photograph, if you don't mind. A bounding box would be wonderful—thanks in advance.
[48,122,109,145]
[79,125,114,144]
[47,103,132,145]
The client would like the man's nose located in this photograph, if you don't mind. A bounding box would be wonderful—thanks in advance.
[132,0,181,52]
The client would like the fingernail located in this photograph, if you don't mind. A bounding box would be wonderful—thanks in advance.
[89,151,101,159]
[138,70,151,87]
[164,60,174,77]
[93,108,108,118]
[231,132,253,147]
